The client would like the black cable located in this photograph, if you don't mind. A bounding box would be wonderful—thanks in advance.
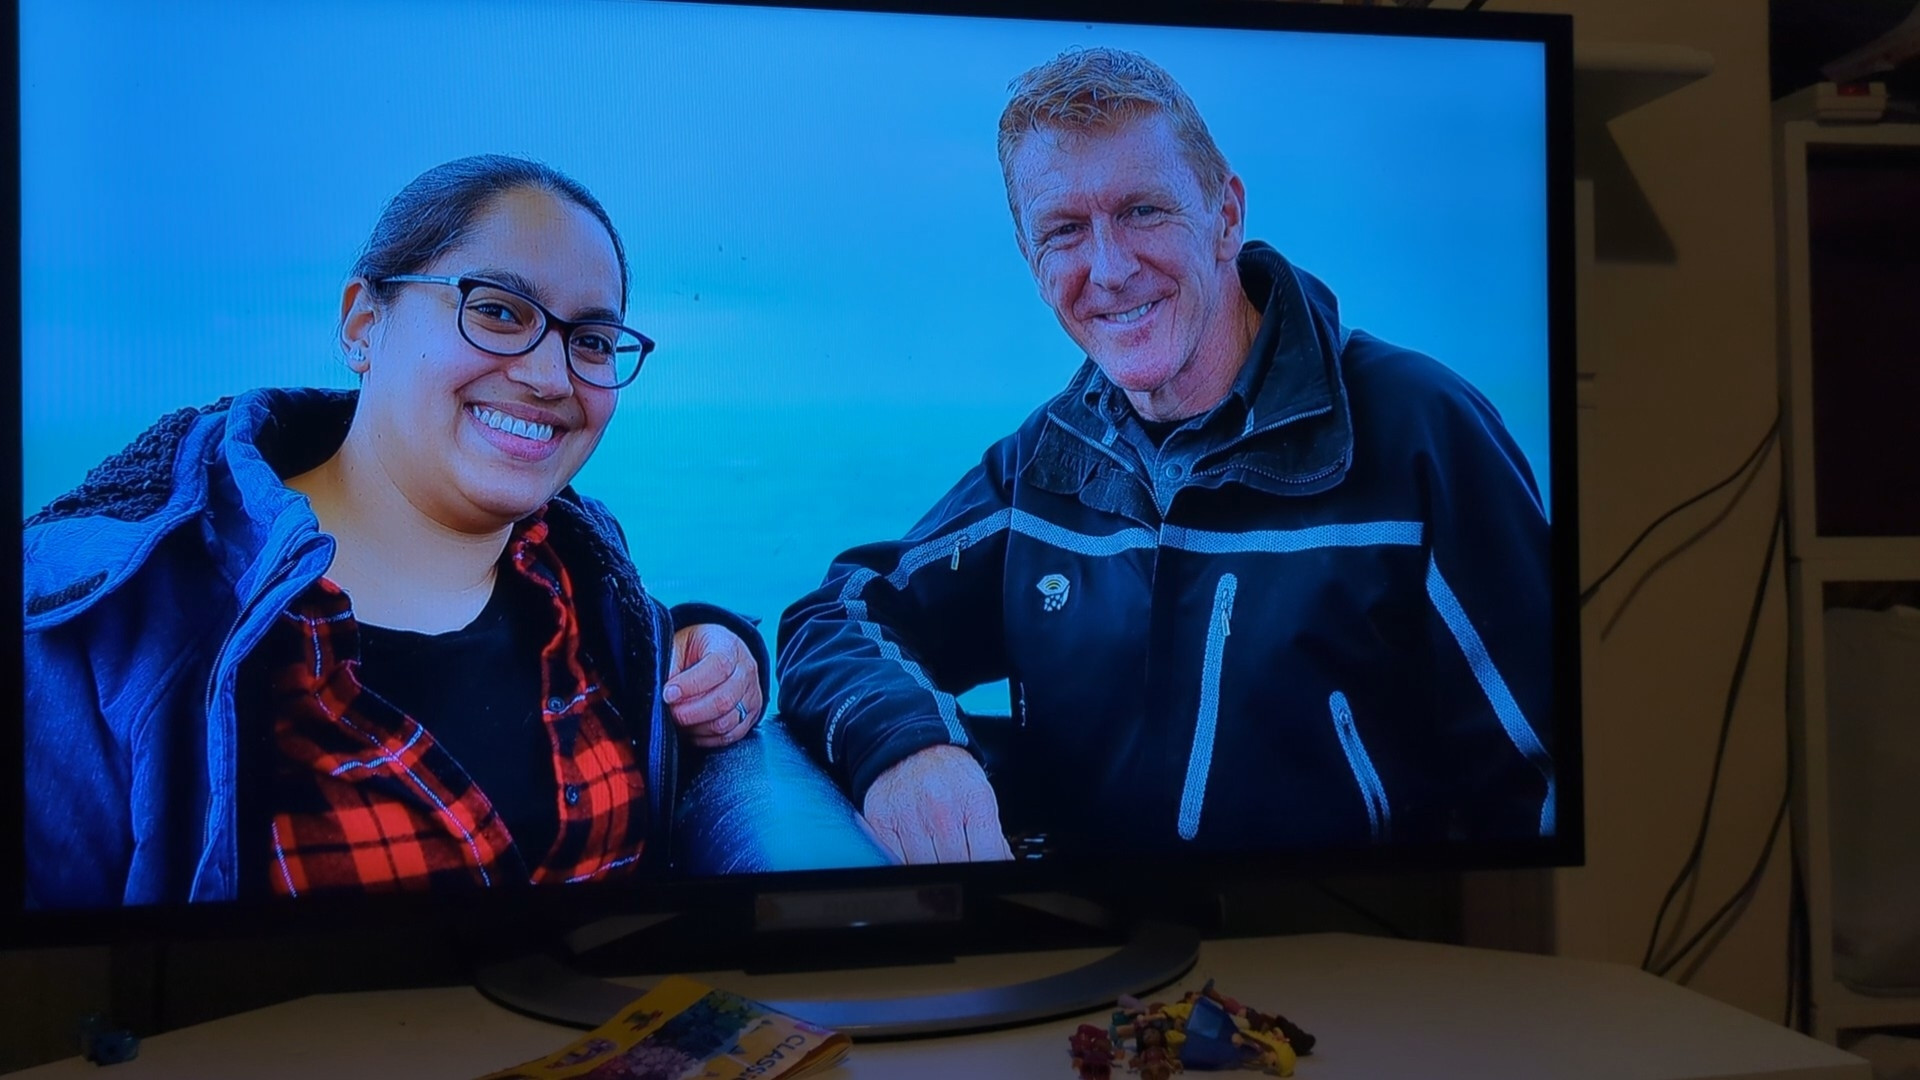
[1782,618,1811,1030]
[1656,785,1789,979]
[1462,0,1490,10]
[1639,501,1785,973]
[1581,414,1781,609]
[1598,439,1773,642]
[1642,451,1809,990]
[1784,898,1797,1028]
[1789,839,1811,1032]
[1782,727,1802,1022]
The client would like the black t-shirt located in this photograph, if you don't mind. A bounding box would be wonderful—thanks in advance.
[355,578,559,862]
[1137,416,1184,449]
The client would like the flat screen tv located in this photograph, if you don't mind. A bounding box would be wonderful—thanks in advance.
[7,0,1576,1036]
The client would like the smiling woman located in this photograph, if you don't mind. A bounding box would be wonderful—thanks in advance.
[18,155,856,907]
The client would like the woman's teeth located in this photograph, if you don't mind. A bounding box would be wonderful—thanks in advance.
[470,405,555,442]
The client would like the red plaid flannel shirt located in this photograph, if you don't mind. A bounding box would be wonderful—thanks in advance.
[265,516,649,896]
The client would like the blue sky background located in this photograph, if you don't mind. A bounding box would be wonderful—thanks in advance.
[21,0,1548,696]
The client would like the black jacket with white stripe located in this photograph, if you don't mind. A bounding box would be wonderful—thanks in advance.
[775,244,1555,855]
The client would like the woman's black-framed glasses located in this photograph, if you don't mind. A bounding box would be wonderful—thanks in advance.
[377,275,654,389]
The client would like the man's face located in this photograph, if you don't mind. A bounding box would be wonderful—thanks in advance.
[1009,113,1245,402]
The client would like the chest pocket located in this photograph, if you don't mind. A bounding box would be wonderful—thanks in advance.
[1177,572,1238,841]
[1329,690,1391,842]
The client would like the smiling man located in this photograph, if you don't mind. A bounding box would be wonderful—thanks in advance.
[777,48,1556,863]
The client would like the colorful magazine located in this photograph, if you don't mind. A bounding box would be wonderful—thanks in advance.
[478,976,850,1080]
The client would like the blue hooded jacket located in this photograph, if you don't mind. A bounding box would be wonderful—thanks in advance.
[776,245,1557,853]
[22,388,760,908]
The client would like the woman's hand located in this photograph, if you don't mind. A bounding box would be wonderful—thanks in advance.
[665,624,764,748]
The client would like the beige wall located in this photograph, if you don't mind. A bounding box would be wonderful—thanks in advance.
[1473,0,1790,1024]
[0,948,114,1072]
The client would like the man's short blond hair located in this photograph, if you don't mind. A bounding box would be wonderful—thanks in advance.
[997,47,1232,232]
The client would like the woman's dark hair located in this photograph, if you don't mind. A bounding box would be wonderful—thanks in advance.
[349,154,630,311]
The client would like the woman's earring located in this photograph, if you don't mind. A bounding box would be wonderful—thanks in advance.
[348,347,366,368]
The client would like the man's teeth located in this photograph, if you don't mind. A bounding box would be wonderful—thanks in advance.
[471,406,555,442]
[1106,301,1154,324]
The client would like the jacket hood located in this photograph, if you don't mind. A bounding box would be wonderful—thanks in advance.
[26,388,355,530]
[24,389,356,626]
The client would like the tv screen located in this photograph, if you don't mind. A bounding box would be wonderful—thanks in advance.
[10,0,1575,923]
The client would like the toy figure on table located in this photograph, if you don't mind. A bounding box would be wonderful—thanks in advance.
[1135,1026,1179,1080]
[1067,980,1314,1077]
[1069,1024,1120,1080]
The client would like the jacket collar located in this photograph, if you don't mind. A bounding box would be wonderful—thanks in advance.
[23,387,354,532]
[1037,242,1354,501]
[23,387,326,628]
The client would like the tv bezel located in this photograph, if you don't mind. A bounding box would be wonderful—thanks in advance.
[2,0,1579,948]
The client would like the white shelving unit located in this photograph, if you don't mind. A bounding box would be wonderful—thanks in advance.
[1774,116,1920,1044]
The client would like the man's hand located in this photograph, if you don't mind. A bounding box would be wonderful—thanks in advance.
[665,624,764,749]
[861,745,1013,864]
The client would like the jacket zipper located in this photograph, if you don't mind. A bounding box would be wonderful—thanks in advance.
[1225,403,1347,486]
[1052,417,1147,480]
[202,562,298,718]
[1272,444,1350,488]
[944,520,1006,575]
[1178,573,1237,841]
[195,547,318,900]
[1244,401,1333,441]
[1329,691,1391,842]
[644,597,675,870]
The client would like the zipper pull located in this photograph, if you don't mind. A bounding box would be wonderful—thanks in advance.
[951,541,962,571]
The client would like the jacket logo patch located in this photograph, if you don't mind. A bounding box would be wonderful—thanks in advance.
[1036,573,1071,612]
